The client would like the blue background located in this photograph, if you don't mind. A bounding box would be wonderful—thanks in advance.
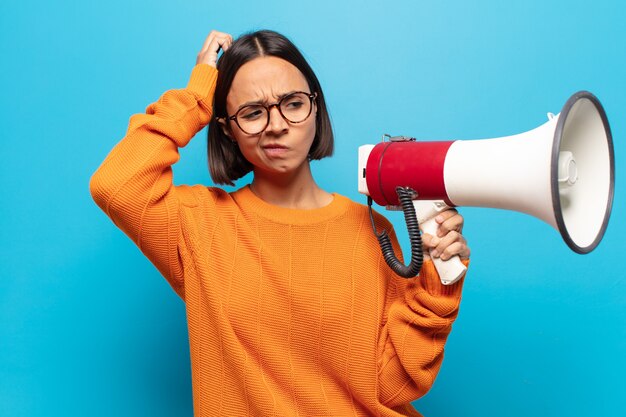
[1,0,624,416]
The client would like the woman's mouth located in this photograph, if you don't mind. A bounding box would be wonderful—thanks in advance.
[262,144,289,157]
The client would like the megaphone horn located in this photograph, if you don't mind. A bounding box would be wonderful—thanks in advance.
[359,91,614,284]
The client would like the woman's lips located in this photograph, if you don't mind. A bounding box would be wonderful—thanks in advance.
[262,144,289,157]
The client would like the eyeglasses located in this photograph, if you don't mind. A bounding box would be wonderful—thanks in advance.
[222,91,317,135]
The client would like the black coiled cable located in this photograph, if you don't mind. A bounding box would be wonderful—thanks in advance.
[368,187,423,278]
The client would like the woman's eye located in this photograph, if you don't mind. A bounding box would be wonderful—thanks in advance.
[283,97,305,109]
[240,108,264,120]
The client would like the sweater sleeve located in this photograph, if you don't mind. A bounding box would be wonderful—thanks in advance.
[377,228,468,407]
[89,64,218,299]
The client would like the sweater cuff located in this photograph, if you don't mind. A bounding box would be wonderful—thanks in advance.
[414,258,469,298]
[186,64,218,101]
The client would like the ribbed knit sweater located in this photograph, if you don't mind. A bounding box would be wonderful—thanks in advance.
[89,63,468,417]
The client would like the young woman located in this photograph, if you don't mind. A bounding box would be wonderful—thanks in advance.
[90,29,470,417]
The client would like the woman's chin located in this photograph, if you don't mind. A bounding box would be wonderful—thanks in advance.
[254,158,310,178]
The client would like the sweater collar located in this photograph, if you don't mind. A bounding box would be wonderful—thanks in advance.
[232,185,351,225]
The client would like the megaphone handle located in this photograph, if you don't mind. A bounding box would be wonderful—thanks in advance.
[420,216,467,285]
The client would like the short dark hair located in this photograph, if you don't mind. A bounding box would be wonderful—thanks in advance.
[207,29,334,185]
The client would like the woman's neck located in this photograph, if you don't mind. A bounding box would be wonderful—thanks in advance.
[250,164,333,209]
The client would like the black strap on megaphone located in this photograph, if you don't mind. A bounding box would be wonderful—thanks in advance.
[368,186,423,278]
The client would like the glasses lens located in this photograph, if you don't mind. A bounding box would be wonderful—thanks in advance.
[237,105,268,134]
[280,92,312,123]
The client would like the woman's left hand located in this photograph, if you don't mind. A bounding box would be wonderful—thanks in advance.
[421,209,470,261]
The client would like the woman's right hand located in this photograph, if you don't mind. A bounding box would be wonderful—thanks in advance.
[196,30,233,68]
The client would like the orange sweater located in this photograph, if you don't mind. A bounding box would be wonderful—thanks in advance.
[90,64,467,417]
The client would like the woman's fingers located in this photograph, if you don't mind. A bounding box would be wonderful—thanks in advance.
[200,30,232,53]
[197,30,233,67]
[435,209,464,237]
[422,230,470,260]
[439,240,471,260]
[426,231,458,257]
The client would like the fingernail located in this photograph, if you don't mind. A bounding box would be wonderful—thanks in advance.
[431,250,439,258]
[435,215,444,223]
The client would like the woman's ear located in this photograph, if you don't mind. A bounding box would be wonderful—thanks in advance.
[217,117,233,138]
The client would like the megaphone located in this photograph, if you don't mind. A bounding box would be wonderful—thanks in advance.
[358,91,614,285]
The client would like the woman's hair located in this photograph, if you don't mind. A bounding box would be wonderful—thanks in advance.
[207,29,334,185]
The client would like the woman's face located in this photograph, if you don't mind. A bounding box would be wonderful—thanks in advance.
[221,56,317,179]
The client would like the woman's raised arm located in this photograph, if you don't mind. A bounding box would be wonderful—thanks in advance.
[89,31,230,298]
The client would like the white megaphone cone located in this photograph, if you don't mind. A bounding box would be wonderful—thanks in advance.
[358,91,614,285]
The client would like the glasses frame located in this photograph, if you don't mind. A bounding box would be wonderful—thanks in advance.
[222,91,317,135]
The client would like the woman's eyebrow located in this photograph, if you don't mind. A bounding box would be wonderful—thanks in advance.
[236,90,301,111]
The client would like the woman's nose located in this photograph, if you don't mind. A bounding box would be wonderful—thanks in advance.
[265,105,289,134]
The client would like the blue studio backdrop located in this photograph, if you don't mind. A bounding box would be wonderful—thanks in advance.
[1,1,624,416]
